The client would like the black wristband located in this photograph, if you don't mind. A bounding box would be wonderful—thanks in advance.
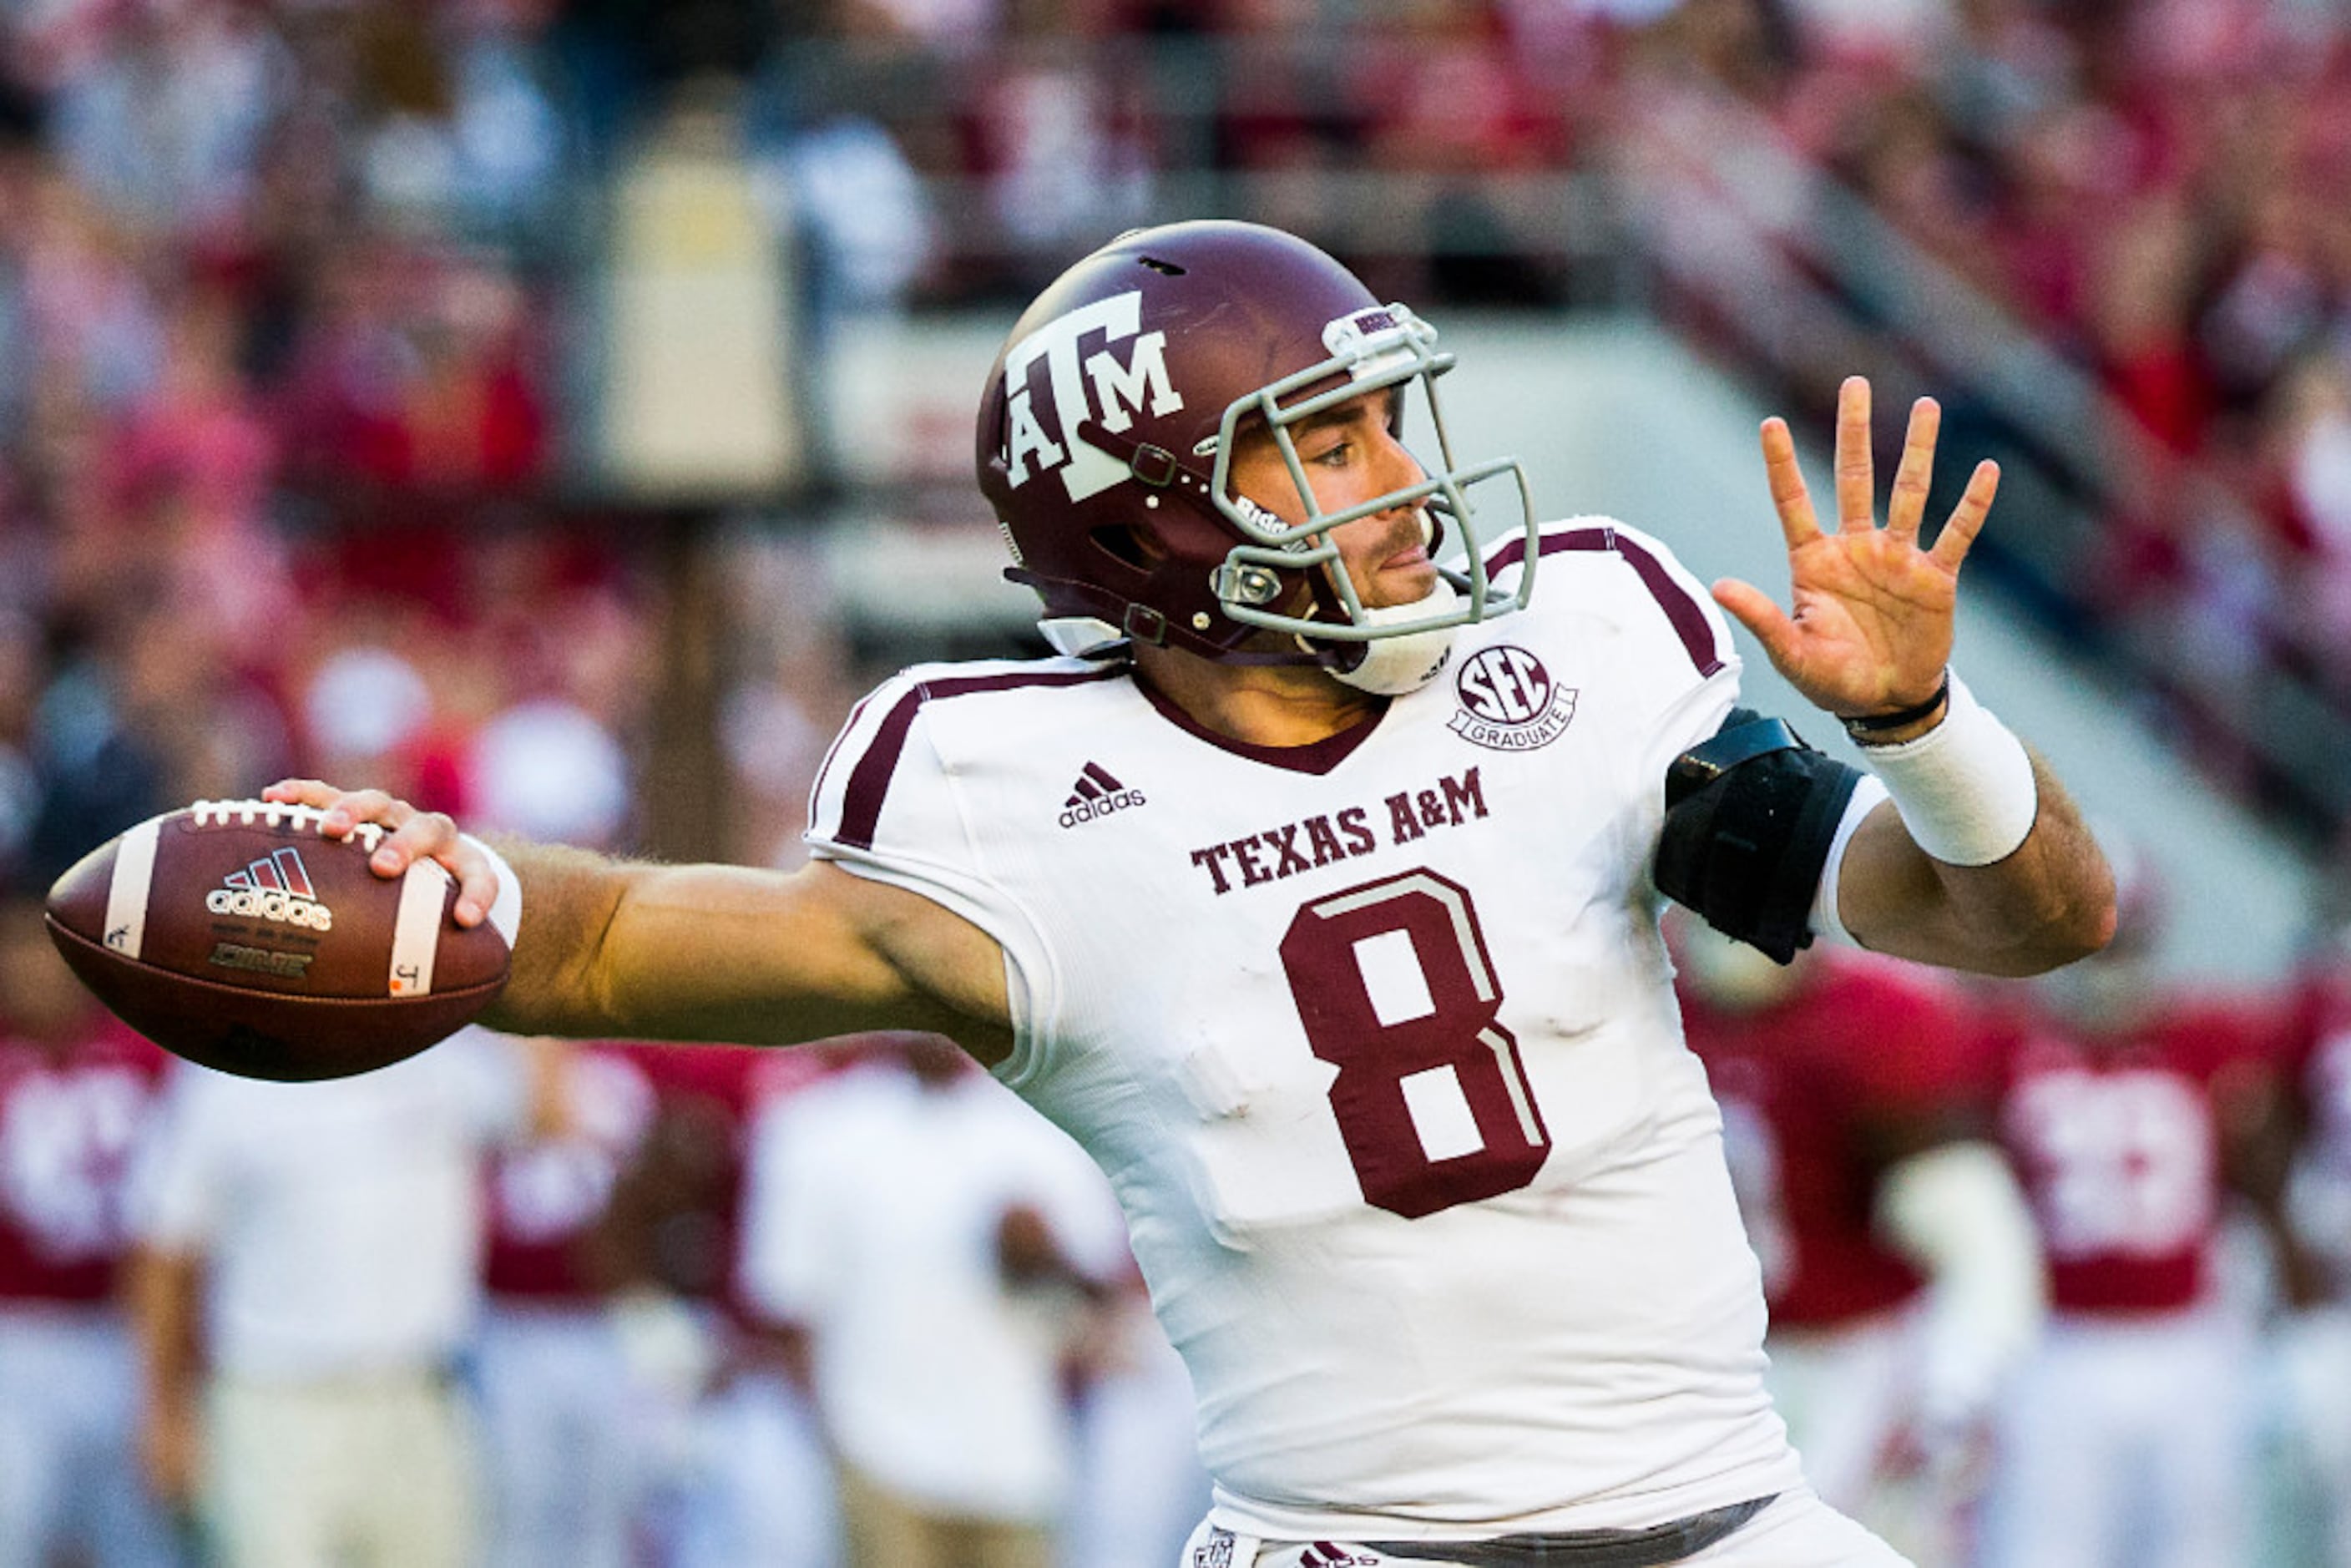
[1839,670,1951,740]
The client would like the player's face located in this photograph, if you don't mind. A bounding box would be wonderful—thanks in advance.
[1227,386,1439,611]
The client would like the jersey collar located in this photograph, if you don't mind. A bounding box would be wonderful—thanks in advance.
[1130,668,1389,776]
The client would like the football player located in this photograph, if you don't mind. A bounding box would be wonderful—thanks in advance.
[0,899,179,1568]
[124,1024,557,1568]
[475,1040,666,1568]
[736,1034,1132,1568]
[265,221,2114,1567]
[1675,920,2042,1566]
[2264,921,2351,1566]
[1971,865,2280,1568]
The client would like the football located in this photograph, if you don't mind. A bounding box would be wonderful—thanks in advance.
[43,799,510,1082]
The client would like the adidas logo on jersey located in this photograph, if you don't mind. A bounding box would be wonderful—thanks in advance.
[205,848,334,931]
[1188,1532,1236,1568]
[1059,762,1145,829]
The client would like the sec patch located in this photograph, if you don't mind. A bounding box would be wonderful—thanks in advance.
[1448,645,1576,752]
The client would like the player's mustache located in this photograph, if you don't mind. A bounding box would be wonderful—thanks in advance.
[1391,503,1437,556]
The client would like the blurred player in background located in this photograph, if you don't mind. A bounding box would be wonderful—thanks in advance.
[474,1040,664,1568]
[2248,917,2351,1565]
[476,1037,779,1565]
[1057,1272,1213,1568]
[125,1027,564,1568]
[585,1040,776,1563]
[737,1034,1130,1568]
[266,220,2114,1567]
[1972,858,2282,1568]
[669,1046,846,1568]
[1673,918,2041,1567]
[0,898,180,1567]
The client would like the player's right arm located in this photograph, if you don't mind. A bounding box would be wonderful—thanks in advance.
[260,782,1019,1068]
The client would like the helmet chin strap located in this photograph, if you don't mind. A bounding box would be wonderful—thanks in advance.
[1329,578,1460,695]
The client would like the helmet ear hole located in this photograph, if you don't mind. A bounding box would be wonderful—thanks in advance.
[1088,524,1163,575]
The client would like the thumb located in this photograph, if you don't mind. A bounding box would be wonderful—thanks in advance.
[1711,579,1797,667]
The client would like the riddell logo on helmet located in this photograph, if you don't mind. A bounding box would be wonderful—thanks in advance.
[1059,762,1145,829]
[1000,291,1185,504]
[206,849,334,931]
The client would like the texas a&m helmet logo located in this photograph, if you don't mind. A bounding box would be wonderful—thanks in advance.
[998,291,1184,503]
[1448,645,1576,752]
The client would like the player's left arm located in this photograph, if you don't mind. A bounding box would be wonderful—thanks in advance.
[1831,770,2111,975]
[1710,376,2115,977]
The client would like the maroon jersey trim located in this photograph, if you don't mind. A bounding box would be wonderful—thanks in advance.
[1133,672,1388,776]
[836,665,1128,850]
[1488,526,1726,679]
[806,688,879,827]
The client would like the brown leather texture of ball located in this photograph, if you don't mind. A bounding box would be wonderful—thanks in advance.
[44,801,509,1081]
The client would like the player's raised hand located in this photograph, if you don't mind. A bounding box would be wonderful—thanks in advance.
[260,779,499,928]
[1711,375,1998,726]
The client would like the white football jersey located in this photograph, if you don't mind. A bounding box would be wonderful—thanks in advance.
[805,519,1803,1540]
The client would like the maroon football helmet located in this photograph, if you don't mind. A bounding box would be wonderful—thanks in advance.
[976,220,1538,669]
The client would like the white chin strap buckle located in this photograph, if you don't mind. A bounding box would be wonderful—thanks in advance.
[1332,579,1460,696]
[1039,616,1124,657]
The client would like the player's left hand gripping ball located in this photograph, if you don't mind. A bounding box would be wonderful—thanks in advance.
[43,799,510,1081]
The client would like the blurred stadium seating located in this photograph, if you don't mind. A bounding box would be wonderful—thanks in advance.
[7,0,2351,916]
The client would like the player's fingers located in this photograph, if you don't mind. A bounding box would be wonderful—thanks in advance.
[377,806,456,871]
[1758,417,1823,548]
[1833,375,1875,534]
[317,787,411,846]
[376,809,492,923]
[262,778,337,807]
[1929,459,2000,571]
[1887,397,1939,544]
[1710,578,1799,666]
[384,809,497,925]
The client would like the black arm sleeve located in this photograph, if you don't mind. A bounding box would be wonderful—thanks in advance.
[1653,709,1863,964]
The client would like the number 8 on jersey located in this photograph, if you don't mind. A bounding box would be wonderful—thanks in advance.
[1281,869,1551,1218]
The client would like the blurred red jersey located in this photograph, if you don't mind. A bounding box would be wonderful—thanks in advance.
[0,1020,174,1303]
[2287,966,2351,1160]
[2280,964,2351,1298]
[483,1044,660,1302]
[1681,951,1984,1329]
[1982,994,2277,1315]
[483,1042,815,1306]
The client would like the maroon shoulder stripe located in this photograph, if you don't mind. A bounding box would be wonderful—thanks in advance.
[1485,526,1724,678]
[1610,532,1727,678]
[835,665,1126,851]
[1483,524,1608,578]
[806,689,878,824]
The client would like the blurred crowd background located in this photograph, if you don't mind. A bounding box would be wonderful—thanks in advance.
[10,0,2351,1564]
[10,0,2351,893]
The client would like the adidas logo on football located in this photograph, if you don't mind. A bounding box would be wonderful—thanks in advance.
[1059,762,1145,829]
[205,848,335,931]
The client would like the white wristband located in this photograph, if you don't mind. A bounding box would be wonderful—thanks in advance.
[457,832,524,947]
[1858,673,2038,867]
